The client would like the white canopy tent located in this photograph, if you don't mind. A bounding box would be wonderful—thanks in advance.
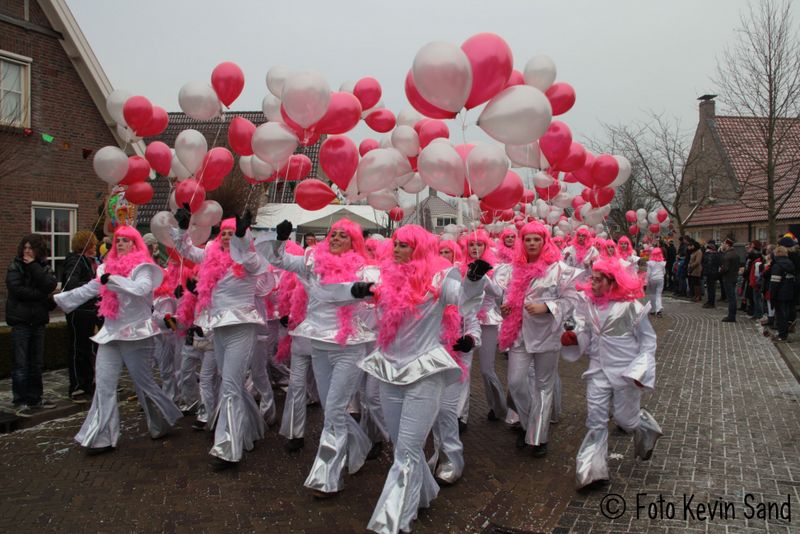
[254,203,388,236]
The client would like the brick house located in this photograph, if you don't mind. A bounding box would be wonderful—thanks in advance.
[679,96,800,244]
[0,0,124,320]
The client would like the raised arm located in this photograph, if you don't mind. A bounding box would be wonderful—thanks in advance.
[105,263,162,297]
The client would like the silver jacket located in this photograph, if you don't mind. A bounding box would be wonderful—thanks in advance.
[563,245,599,270]
[54,263,163,344]
[152,295,177,334]
[477,272,504,326]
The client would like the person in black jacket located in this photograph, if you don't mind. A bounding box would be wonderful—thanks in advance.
[5,233,58,416]
[719,239,740,322]
[62,230,101,402]
[665,240,676,290]
[769,246,797,341]
[702,242,721,308]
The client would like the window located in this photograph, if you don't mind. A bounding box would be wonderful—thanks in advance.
[756,227,767,242]
[1,52,31,127]
[712,228,721,242]
[31,203,77,281]
[690,182,698,203]
[436,216,457,227]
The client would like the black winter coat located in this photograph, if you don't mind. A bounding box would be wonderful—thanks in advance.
[5,257,58,326]
[769,257,797,302]
[719,249,740,282]
[61,252,98,312]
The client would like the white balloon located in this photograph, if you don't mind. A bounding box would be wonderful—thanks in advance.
[648,211,659,224]
[537,202,550,219]
[251,122,298,164]
[466,143,508,198]
[523,55,557,92]
[93,146,129,185]
[344,174,366,203]
[396,107,423,128]
[412,41,472,113]
[532,171,555,189]
[557,219,571,234]
[106,89,131,126]
[192,200,223,227]
[261,94,284,123]
[379,134,394,149]
[546,210,561,225]
[396,172,415,187]
[357,148,401,194]
[150,211,178,247]
[636,208,647,222]
[250,154,276,179]
[505,142,541,168]
[281,70,331,128]
[188,222,212,246]
[391,125,420,157]
[238,155,254,178]
[400,172,426,194]
[610,155,632,188]
[660,216,670,228]
[551,192,573,209]
[597,231,608,239]
[477,85,552,145]
[367,189,398,210]
[390,148,414,178]
[339,79,356,93]
[418,142,465,196]
[170,149,192,181]
[266,65,294,98]
[175,129,208,174]
[179,81,221,121]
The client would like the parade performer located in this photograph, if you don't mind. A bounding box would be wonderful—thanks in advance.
[151,257,183,402]
[617,236,640,273]
[497,222,579,457]
[54,226,182,455]
[645,247,666,317]
[568,258,662,490]
[495,227,517,264]
[562,227,599,280]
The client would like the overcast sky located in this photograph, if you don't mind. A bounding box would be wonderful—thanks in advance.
[66,0,755,147]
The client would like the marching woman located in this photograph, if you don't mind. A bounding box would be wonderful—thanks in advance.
[496,222,579,457]
[562,227,599,281]
[645,247,666,317]
[151,257,184,402]
[53,226,182,455]
[568,258,662,490]
[257,218,376,497]
[495,227,517,264]
[334,224,488,534]
[617,236,640,273]
[172,209,269,470]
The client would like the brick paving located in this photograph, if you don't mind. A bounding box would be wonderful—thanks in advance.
[0,298,798,533]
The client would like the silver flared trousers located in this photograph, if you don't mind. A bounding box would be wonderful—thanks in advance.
[507,348,559,446]
[455,352,472,422]
[76,339,182,448]
[429,366,467,485]
[250,334,277,425]
[477,325,507,419]
[153,333,181,402]
[279,336,313,440]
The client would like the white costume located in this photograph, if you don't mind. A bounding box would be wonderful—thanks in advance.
[645,260,666,314]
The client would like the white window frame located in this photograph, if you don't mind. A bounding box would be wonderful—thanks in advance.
[436,216,457,228]
[712,228,721,242]
[31,202,78,280]
[756,227,767,242]
[0,50,32,128]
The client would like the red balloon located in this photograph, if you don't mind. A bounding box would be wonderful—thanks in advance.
[480,210,495,225]
[295,179,336,210]
[505,69,525,88]
[461,32,514,110]
[482,170,523,210]
[629,224,640,235]
[299,132,320,147]
[211,62,245,107]
[499,209,515,222]
[545,82,576,116]
[521,189,535,203]
[413,118,431,135]
[649,223,661,234]
[122,96,153,134]
[353,77,382,110]
[125,181,154,205]
[144,141,171,176]
[280,106,316,145]
[656,208,668,223]
[418,120,450,149]
[572,196,586,211]
[539,121,572,166]
[120,156,150,185]
[554,142,587,172]
[404,71,457,120]
[313,92,362,135]
[591,154,620,187]
[408,155,418,172]
[625,210,637,223]
[364,109,396,133]
[587,186,615,208]
[388,207,404,222]
[359,138,379,157]
[320,136,359,191]
[535,183,561,201]
[573,152,596,188]
[228,116,256,156]
[137,106,168,137]
[175,179,206,212]
[196,147,234,190]
[274,154,312,182]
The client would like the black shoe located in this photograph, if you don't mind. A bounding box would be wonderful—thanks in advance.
[458,420,468,434]
[515,428,527,449]
[721,317,736,323]
[531,443,548,458]
[366,441,383,460]
[577,478,611,493]
[487,410,499,421]
[192,420,207,431]
[284,437,304,453]
[209,457,238,471]
[86,445,115,456]
[656,311,663,318]
[702,303,714,309]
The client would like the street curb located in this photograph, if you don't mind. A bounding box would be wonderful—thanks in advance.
[774,341,800,383]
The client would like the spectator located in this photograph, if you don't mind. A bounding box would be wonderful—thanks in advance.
[142,233,165,267]
[675,236,689,296]
[665,240,677,290]
[5,234,58,417]
[702,242,721,308]
[62,230,101,403]
[778,235,799,333]
[687,241,703,302]
[720,239,740,322]
[302,233,317,249]
[645,247,666,317]
[769,246,796,342]
[745,241,765,320]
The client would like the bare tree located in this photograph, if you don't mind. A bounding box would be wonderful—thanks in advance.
[713,0,800,243]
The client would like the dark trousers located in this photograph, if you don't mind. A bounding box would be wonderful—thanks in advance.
[774,300,792,339]
[723,278,737,320]
[67,310,99,395]
[706,276,717,306]
[11,324,45,406]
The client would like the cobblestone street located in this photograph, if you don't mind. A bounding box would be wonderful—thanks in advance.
[1,297,798,533]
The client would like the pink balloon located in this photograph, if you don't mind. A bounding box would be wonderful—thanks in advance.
[353,77,382,110]
[359,138,379,157]
[418,120,450,148]
[461,32,514,110]
[554,142,586,172]
[413,118,431,135]
[122,96,153,134]
[521,189,535,203]
[120,156,150,185]
[572,196,586,211]
[144,141,171,176]
[481,170,523,210]
[535,183,561,201]
[175,179,206,212]
[295,179,336,210]
[505,69,525,88]
[313,91,362,135]
[563,172,578,183]
[499,209,514,222]
[587,186,615,208]
[545,82,576,116]
[196,147,234,191]
[227,116,256,156]
[629,224,640,235]
[364,109,396,133]
[320,136,359,190]
[649,223,661,234]
[539,120,572,166]
[125,181,154,205]
[388,207,404,222]
[280,106,316,145]
[274,154,312,182]
[657,208,668,223]
[137,106,168,137]
[625,210,637,223]
[211,62,245,107]
[404,71,458,120]
[573,152,596,188]
[591,154,620,187]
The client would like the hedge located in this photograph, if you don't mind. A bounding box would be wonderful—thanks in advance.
[0,322,70,379]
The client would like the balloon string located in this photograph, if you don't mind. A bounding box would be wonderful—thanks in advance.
[186,114,227,212]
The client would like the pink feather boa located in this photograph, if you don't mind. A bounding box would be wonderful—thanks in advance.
[495,245,515,264]
[313,244,364,346]
[442,304,468,381]
[195,240,245,314]
[374,260,433,350]
[97,250,153,320]
[497,259,551,350]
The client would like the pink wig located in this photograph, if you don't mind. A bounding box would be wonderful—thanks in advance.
[598,238,620,260]
[513,222,561,265]
[220,218,236,232]
[439,238,464,264]
[495,227,517,264]
[461,229,498,266]
[320,218,367,258]
[98,226,153,320]
[617,236,634,256]
[578,258,645,306]
[649,247,664,262]
[194,218,245,314]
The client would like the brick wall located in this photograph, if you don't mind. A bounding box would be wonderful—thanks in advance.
[0,1,115,320]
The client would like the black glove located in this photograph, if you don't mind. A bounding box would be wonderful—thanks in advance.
[174,285,184,299]
[276,220,293,241]
[100,273,111,285]
[186,278,198,295]
[351,282,374,299]
[175,203,192,230]
[466,259,492,281]
[452,335,475,353]
[191,325,204,338]
[279,315,290,328]
[235,210,252,238]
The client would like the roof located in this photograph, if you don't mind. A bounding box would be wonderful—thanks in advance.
[685,115,800,227]
[254,203,387,232]
[401,194,457,226]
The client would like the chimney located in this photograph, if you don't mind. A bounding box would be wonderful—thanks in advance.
[698,94,716,121]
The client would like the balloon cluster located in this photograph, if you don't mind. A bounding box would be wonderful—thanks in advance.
[625,208,670,237]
